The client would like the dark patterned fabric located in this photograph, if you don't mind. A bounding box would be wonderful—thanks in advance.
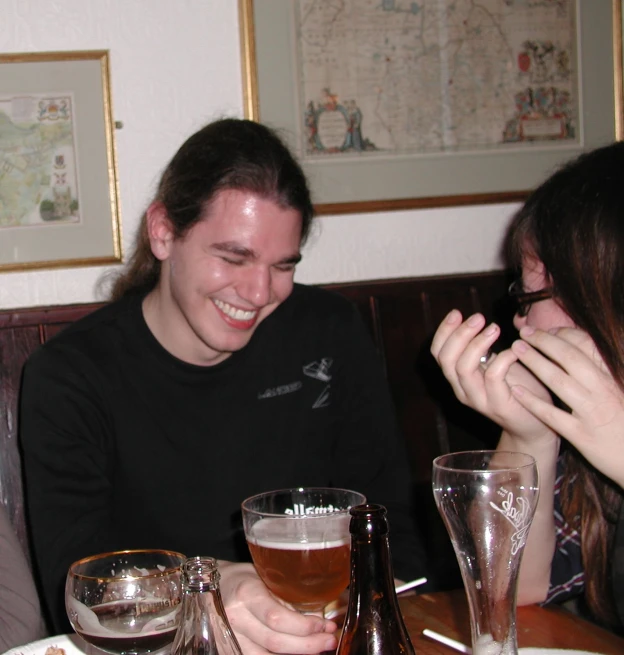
[546,455,624,630]
[546,456,584,603]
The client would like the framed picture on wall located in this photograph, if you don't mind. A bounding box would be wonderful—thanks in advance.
[0,50,122,272]
[239,0,617,215]
[614,0,624,139]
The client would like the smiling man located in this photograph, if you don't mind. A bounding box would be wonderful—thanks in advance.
[143,188,303,366]
[20,118,428,653]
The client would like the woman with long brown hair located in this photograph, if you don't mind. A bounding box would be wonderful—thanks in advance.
[431,141,624,630]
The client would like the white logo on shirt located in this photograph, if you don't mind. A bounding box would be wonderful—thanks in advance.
[258,381,302,399]
[256,359,333,408]
[303,358,332,408]
[303,357,333,382]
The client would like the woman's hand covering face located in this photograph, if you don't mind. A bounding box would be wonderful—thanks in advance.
[431,309,556,445]
[510,326,624,489]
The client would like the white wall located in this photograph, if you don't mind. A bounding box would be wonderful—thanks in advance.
[0,0,515,310]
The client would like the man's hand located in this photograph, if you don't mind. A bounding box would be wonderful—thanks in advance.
[218,561,338,655]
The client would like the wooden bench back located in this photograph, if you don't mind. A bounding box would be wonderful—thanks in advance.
[0,271,511,585]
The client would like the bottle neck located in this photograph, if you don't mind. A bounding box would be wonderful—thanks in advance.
[346,505,398,605]
[171,557,243,655]
[336,504,415,655]
[181,556,220,593]
[348,531,396,601]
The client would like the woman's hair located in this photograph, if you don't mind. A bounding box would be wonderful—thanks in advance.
[110,118,315,301]
[506,141,624,626]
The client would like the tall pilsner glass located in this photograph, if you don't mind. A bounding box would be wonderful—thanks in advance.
[432,450,539,655]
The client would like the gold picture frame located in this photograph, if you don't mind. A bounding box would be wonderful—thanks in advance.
[614,0,624,139]
[239,0,617,215]
[0,50,122,271]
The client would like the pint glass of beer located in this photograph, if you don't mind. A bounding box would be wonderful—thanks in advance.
[242,487,366,613]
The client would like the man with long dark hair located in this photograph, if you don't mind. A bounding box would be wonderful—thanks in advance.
[21,118,427,651]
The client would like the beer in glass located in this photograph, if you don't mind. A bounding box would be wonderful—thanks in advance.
[242,487,365,613]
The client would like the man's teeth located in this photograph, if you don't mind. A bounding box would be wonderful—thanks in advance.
[214,299,257,321]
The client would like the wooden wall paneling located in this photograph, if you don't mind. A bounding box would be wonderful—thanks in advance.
[373,288,462,590]
[374,292,436,480]
[0,303,102,331]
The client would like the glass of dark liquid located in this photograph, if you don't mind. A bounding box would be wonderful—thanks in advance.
[242,487,366,615]
[65,549,186,655]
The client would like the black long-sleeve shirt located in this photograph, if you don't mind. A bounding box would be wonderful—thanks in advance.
[20,284,427,632]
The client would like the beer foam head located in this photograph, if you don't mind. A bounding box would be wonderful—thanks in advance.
[249,516,350,549]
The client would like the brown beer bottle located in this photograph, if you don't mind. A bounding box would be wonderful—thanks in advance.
[171,556,244,655]
[336,504,416,655]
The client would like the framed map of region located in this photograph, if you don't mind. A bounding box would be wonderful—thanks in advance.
[239,0,617,214]
[614,0,624,139]
[0,50,121,271]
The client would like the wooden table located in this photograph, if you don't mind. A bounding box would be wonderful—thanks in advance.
[400,589,624,654]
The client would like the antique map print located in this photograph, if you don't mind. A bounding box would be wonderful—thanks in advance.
[296,0,577,158]
[0,94,81,228]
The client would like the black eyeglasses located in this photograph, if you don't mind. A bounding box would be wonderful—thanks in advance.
[508,280,554,317]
